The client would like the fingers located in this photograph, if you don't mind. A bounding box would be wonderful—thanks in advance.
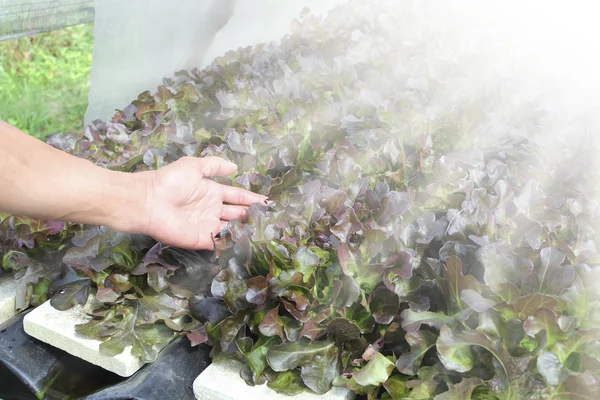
[221,205,248,221]
[194,156,238,177]
[220,185,268,207]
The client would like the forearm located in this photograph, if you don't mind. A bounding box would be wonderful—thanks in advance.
[0,120,147,232]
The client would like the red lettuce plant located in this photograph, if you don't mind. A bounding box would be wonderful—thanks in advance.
[1,1,600,398]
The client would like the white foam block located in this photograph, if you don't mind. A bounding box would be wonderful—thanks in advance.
[0,276,18,327]
[23,298,163,377]
[193,358,356,400]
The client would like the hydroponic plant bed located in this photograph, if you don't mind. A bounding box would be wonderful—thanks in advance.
[0,313,210,400]
[1,0,600,399]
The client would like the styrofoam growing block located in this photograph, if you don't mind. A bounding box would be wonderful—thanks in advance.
[193,358,356,400]
[23,297,167,377]
[0,276,18,327]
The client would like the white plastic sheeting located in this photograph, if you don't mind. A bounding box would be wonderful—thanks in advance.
[84,0,348,124]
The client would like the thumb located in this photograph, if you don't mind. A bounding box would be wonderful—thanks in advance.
[196,156,238,177]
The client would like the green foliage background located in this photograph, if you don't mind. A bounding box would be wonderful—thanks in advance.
[0,24,94,139]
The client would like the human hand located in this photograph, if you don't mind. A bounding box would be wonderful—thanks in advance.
[0,121,266,245]
[136,156,267,250]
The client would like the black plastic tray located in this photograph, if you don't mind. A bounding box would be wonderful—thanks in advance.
[0,314,210,400]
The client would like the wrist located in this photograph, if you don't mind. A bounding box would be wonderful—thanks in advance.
[58,162,151,236]
[97,169,151,235]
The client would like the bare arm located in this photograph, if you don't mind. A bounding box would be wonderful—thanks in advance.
[0,120,266,249]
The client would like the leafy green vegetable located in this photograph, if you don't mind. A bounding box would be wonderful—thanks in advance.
[537,351,568,386]
[383,375,410,399]
[351,352,396,387]
[335,352,396,394]
[2,0,600,398]
[401,309,472,333]
[50,279,91,311]
[370,286,400,325]
[433,378,484,400]
[267,370,306,396]
[75,302,175,362]
[236,335,278,385]
[266,339,340,394]
[258,306,286,341]
[396,330,438,375]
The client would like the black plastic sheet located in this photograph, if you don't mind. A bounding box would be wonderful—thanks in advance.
[81,339,211,400]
